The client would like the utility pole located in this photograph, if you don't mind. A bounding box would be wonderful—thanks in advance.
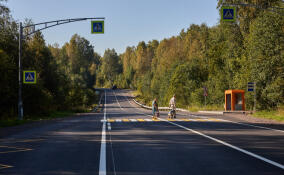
[18,17,105,120]
[18,22,23,120]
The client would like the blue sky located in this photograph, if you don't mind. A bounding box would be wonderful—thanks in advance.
[7,0,220,55]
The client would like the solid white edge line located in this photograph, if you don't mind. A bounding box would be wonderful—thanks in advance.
[122,91,284,169]
[222,119,284,133]
[123,90,284,169]
[99,91,107,175]
[160,118,284,170]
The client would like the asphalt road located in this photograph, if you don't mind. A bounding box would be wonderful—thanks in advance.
[0,89,283,175]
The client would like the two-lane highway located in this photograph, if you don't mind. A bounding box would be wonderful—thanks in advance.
[0,89,283,175]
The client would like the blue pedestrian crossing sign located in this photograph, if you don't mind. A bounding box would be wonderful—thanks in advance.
[91,21,104,34]
[221,6,236,22]
[23,71,36,84]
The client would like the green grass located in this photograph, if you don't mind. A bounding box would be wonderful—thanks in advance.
[0,119,29,128]
[252,107,284,122]
[187,105,224,112]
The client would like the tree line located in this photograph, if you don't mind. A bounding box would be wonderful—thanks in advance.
[0,0,283,120]
[0,0,103,119]
[111,0,284,110]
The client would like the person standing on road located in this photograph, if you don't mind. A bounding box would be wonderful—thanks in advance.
[169,94,176,118]
[152,98,159,119]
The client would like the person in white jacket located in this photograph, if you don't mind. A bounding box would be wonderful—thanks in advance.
[169,95,176,118]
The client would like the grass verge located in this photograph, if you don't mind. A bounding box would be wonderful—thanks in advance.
[187,105,224,112]
[252,107,284,122]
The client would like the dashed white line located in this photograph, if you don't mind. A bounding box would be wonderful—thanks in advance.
[108,122,112,130]
[113,90,124,111]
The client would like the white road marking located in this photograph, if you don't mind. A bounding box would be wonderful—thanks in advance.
[144,119,153,122]
[222,119,284,133]
[115,119,122,122]
[113,90,124,111]
[129,119,137,122]
[108,123,111,130]
[126,91,284,133]
[160,118,284,170]
[0,163,13,169]
[99,91,107,175]
[0,145,33,154]
[116,91,284,170]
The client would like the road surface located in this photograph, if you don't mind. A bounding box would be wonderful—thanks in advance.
[0,89,283,175]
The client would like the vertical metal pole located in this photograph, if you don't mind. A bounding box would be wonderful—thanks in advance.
[205,96,206,109]
[254,82,256,112]
[18,22,23,120]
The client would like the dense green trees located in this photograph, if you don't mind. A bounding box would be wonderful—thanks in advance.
[115,0,283,110]
[0,0,283,120]
[0,1,100,119]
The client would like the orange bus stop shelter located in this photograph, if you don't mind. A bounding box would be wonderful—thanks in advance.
[225,90,245,111]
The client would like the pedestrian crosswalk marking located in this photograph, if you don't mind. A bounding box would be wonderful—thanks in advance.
[102,118,224,123]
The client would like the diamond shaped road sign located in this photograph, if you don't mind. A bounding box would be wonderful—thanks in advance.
[23,71,36,84]
[91,21,104,34]
[221,6,236,22]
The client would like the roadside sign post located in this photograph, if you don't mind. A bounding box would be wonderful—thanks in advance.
[18,17,105,120]
[247,82,256,111]
[203,86,208,108]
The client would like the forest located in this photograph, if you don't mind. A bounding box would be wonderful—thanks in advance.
[0,0,283,120]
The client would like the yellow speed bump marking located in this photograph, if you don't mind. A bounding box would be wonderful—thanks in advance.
[207,118,222,122]
[152,119,160,121]
[0,145,33,154]
[0,163,13,169]
[137,119,145,122]
[122,119,130,122]
[107,119,115,122]
[167,118,175,121]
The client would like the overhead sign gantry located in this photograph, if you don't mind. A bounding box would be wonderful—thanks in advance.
[18,17,105,120]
